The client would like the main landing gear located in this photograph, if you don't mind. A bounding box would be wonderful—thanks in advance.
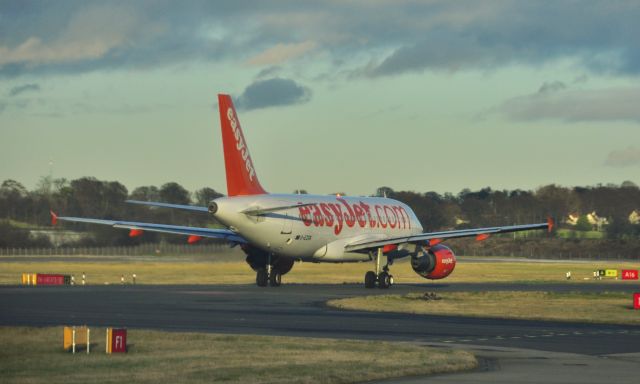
[256,254,282,287]
[256,268,281,287]
[364,248,394,289]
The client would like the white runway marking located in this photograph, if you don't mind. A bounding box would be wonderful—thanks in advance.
[434,327,639,345]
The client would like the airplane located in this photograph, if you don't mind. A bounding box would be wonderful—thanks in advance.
[51,94,552,288]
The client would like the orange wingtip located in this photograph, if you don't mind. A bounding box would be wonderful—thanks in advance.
[547,217,555,233]
[50,210,58,226]
[382,244,397,253]
[476,233,490,241]
[429,238,443,246]
[129,229,144,237]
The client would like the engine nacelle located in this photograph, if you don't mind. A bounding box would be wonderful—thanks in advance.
[410,244,456,280]
[241,244,295,275]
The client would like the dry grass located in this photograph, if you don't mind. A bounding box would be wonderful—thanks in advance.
[1,258,639,285]
[0,327,476,384]
[0,261,255,285]
[328,291,640,325]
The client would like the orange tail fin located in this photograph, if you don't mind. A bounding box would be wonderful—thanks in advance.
[218,94,267,196]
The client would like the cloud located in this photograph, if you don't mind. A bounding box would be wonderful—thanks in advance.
[605,146,640,167]
[0,4,139,67]
[367,35,509,76]
[236,78,311,110]
[496,83,640,123]
[247,41,317,66]
[8,83,40,97]
[354,2,640,77]
[255,66,282,79]
[537,81,566,94]
[0,1,222,77]
[1,2,640,78]
[0,98,32,114]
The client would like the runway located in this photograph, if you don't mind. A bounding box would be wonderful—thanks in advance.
[2,282,640,382]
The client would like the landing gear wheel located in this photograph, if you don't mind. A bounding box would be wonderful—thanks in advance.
[364,271,377,289]
[378,271,391,289]
[256,269,268,287]
[269,270,282,287]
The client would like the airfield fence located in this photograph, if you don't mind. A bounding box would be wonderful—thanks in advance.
[0,244,637,260]
[0,243,230,257]
[456,248,638,261]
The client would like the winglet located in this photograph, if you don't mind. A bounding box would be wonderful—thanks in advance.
[547,217,555,233]
[50,210,58,226]
[218,94,267,196]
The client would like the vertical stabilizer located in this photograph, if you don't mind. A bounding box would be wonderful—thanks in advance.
[218,94,267,196]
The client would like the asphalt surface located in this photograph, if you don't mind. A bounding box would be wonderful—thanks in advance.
[2,282,640,382]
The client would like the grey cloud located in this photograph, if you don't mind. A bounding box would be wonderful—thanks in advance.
[0,98,32,114]
[256,66,282,79]
[605,147,640,167]
[2,1,640,78]
[0,1,250,77]
[538,81,566,94]
[9,83,40,96]
[497,84,640,123]
[236,78,311,110]
[357,2,640,77]
[369,35,511,76]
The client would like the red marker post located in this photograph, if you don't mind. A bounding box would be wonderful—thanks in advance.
[36,274,69,285]
[106,328,127,353]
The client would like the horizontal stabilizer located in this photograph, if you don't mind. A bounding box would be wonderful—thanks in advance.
[241,202,316,216]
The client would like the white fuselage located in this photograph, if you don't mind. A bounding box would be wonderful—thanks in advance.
[212,194,423,262]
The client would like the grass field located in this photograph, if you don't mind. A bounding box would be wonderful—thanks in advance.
[0,327,476,384]
[556,229,604,239]
[327,291,640,326]
[1,257,638,285]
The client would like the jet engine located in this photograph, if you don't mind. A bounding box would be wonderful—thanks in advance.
[410,244,456,280]
[241,244,294,275]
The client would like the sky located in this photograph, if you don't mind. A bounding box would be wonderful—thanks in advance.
[1,1,640,197]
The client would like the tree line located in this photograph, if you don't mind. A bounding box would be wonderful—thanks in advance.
[378,183,640,237]
[0,177,222,247]
[1,177,638,248]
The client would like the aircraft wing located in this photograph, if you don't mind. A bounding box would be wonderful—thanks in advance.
[125,200,209,213]
[344,220,552,252]
[51,213,247,244]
